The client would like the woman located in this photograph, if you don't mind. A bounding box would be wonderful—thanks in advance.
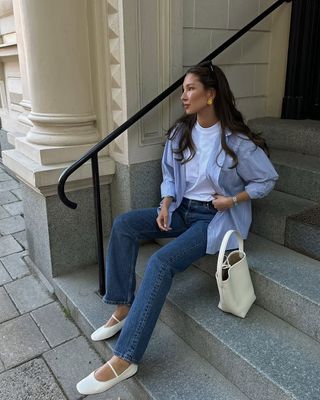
[76,61,279,395]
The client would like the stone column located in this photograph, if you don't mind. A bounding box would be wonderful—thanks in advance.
[3,0,115,283]
[19,0,98,147]
[12,0,32,134]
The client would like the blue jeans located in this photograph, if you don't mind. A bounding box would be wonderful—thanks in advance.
[102,197,217,364]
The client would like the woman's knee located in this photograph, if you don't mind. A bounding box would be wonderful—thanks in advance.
[110,212,137,241]
[112,211,136,232]
[112,208,157,237]
[147,252,175,277]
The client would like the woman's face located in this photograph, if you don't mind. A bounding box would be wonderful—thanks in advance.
[181,73,214,115]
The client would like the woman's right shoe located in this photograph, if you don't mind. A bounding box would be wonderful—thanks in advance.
[76,361,138,395]
[91,314,127,341]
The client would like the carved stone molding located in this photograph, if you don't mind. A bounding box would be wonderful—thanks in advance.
[105,0,127,160]
[104,0,183,165]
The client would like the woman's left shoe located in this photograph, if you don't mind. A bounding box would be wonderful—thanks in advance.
[76,361,138,395]
[91,314,127,341]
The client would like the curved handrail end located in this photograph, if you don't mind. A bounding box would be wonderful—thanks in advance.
[58,176,78,210]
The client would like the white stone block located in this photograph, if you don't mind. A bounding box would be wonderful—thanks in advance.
[183,28,212,66]
[14,136,98,165]
[0,14,15,36]
[183,0,194,27]
[2,149,115,194]
[228,0,259,30]
[254,64,268,96]
[236,96,267,121]
[194,0,228,29]
[241,31,270,64]
[0,0,13,18]
[183,29,211,66]
[256,0,273,31]
[223,65,255,98]
[212,30,242,65]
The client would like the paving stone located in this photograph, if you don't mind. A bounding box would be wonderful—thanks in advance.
[0,179,20,192]
[31,302,79,348]
[0,251,29,279]
[0,172,12,182]
[43,336,103,400]
[0,358,66,400]
[12,230,28,249]
[2,201,23,216]
[0,287,19,323]
[0,191,17,205]
[0,205,10,219]
[0,235,23,257]
[0,314,49,368]
[10,187,22,200]
[0,215,25,235]
[0,261,12,285]
[5,275,53,313]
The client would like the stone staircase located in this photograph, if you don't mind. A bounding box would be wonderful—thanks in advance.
[249,117,320,260]
[52,117,320,400]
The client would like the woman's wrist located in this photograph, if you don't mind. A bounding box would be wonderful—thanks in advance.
[161,196,173,209]
[229,191,250,207]
[231,195,238,207]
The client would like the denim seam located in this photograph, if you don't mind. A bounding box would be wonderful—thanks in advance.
[167,234,207,266]
[116,262,167,362]
[126,238,138,304]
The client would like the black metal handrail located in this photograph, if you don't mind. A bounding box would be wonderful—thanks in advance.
[58,0,291,295]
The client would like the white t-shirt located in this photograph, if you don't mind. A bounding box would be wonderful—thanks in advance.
[184,120,221,202]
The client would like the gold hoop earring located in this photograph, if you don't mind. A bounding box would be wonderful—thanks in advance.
[207,98,213,105]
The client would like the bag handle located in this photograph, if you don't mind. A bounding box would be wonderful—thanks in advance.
[217,230,244,280]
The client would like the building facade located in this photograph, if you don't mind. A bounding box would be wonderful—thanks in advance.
[0,0,292,283]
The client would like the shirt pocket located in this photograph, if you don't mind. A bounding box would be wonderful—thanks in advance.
[219,166,242,191]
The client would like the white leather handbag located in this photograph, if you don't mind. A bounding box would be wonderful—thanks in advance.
[215,230,256,318]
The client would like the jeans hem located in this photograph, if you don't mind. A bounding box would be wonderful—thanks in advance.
[102,297,133,306]
[113,350,139,364]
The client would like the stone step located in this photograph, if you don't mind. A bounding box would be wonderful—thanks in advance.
[247,117,320,157]
[251,190,317,244]
[53,266,250,400]
[271,148,320,202]
[193,233,320,343]
[285,207,320,261]
[136,243,320,400]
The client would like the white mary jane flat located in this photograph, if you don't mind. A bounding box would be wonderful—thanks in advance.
[76,361,138,395]
[91,314,127,341]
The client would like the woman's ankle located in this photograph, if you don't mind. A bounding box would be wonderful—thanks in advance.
[111,355,131,369]
[115,304,130,318]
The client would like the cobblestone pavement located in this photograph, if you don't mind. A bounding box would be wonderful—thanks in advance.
[0,164,132,400]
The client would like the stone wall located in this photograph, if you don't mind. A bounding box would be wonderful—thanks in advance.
[183,0,292,120]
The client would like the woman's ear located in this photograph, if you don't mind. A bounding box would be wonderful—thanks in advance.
[208,88,216,101]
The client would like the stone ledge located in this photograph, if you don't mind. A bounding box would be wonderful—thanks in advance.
[15,136,105,165]
[2,149,115,196]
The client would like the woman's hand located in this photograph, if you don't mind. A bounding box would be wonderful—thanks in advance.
[212,195,233,212]
[156,205,172,231]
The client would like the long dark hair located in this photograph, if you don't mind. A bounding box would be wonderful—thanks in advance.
[168,61,269,167]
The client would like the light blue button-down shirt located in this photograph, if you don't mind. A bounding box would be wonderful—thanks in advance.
[159,123,279,254]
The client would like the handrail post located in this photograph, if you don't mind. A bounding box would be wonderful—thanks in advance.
[91,154,105,296]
